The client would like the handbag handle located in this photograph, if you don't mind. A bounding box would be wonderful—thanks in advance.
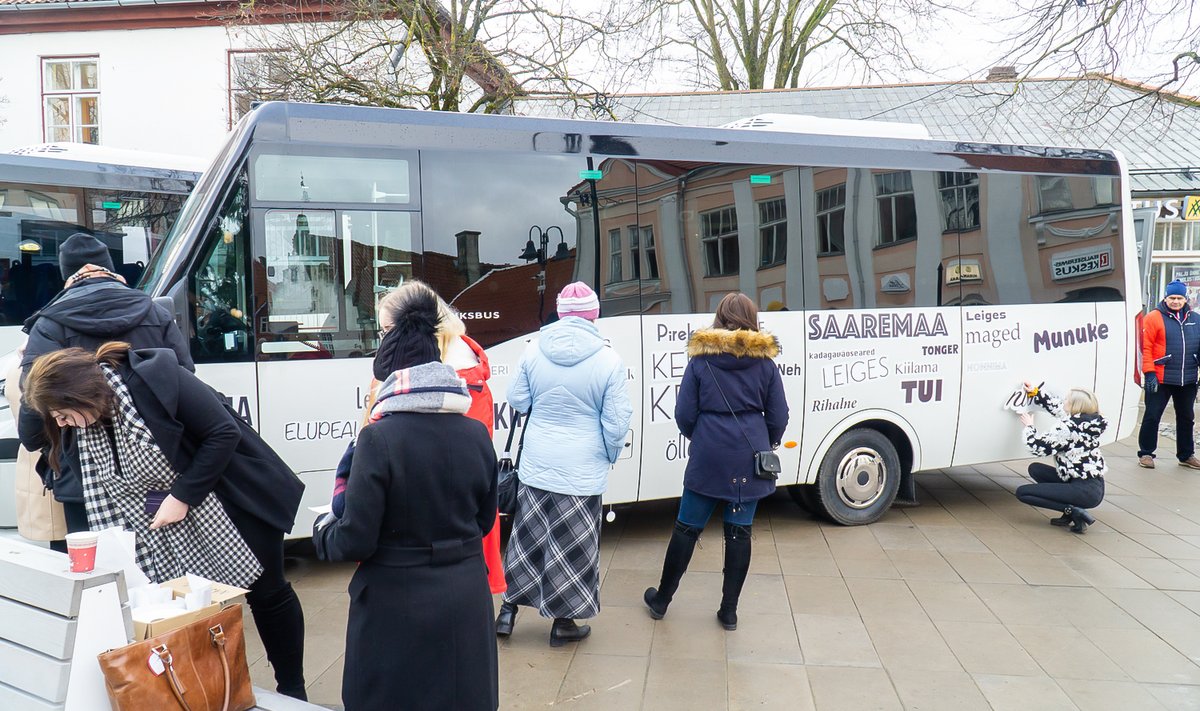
[502,408,530,467]
[152,644,193,711]
[704,360,761,453]
[152,623,233,711]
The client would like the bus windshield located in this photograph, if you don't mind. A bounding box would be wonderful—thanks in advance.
[141,116,254,293]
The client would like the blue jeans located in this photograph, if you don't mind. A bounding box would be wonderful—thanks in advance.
[677,488,758,528]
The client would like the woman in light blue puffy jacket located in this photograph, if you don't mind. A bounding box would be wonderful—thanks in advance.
[496,282,633,647]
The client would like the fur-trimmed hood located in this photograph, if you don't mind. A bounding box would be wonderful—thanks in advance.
[687,328,780,359]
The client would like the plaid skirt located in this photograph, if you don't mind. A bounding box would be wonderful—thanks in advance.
[502,483,602,620]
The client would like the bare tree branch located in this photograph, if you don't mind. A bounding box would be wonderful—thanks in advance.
[225,0,661,115]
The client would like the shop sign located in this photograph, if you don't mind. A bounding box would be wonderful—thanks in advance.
[1132,197,1200,221]
[1186,196,1200,221]
[1050,245,1113,281]
[945,260,982,285]
[880,272,911,293]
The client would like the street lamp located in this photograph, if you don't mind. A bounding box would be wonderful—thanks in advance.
[519,225,568,265]
[520,225,569,323]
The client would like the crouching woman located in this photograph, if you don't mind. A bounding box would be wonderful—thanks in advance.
[22,343,308,699]
[314,289,499,711]
[1015,383,1107,534]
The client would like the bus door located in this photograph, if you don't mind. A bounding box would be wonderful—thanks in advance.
[247,149,420,526]
[954,172,1119,465]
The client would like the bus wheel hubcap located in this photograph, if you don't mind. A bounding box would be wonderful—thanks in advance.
[835,447,886,509]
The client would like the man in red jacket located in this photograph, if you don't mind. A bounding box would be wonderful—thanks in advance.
[1139,279,1200,469]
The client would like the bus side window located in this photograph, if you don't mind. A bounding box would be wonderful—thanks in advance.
[189,169,252,362]
[975,174,1125,305]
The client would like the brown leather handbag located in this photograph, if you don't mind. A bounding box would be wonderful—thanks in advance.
[97,605,256,711]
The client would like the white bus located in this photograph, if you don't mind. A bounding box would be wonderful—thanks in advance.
[0,144,203,527]
[134,101,1137,532]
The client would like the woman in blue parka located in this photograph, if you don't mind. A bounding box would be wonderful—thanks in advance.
[497,282,633,647]
[644,292,789,631]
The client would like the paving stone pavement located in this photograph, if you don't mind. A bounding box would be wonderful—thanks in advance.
[248,433,1200,710]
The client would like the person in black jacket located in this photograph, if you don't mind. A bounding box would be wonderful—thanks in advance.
[644,293,789,631]
[314,290,498,711]
[22,342,309,700]
[18,232,193,536]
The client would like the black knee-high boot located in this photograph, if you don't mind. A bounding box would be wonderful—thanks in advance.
[247,582,307,700]
[643,521,702,619]
[717,522,752,631]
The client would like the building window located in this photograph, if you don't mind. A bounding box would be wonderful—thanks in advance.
[938,172,980,230]
[1094,177,1116,206]
[628,225,641,279]
[816,184,846,255]
[608,228,622,283]
[42,57,99,144]
[875,172,917,245]
[1037,176,1074,213]
[701,206,739,276]
[758,198,787,267]
[641,226,659,279]
[229,50,285,128]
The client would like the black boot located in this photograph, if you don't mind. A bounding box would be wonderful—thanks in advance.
[644,521,701,620]
[717,522,752,631]
[247,583,307,700]
[495,601,518,637]
[1069,507,1096,534]
[549,618,591,647]
[1050,507,1073,527]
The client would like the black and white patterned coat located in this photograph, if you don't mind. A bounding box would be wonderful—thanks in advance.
[1023,390,1107,481]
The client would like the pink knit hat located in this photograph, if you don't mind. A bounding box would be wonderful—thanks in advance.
[557,281,600,321]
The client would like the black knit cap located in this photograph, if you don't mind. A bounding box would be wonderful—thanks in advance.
[59,233,115,279]
[373,289,441,380]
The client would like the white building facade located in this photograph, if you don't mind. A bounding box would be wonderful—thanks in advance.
[0,0,304,161]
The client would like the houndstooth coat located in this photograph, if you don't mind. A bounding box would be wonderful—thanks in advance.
[117,348,304,534]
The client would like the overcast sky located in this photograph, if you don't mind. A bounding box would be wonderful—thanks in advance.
[613,1,1198,97]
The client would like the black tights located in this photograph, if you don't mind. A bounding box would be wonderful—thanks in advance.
[1015,463,1104,512]
[223,504,308,700]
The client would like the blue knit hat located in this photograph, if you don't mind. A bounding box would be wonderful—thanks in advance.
[1166,280,1188,297]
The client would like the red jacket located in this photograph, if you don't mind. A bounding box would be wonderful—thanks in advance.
[451,336,506,594]
[1142,303,1200,385]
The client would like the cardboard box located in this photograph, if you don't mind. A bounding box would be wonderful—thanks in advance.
[131,576,248,640]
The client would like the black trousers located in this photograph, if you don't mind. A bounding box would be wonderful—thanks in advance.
[1016,463,1105,512]
[223,503,308,700]
[1138,382,1198,460]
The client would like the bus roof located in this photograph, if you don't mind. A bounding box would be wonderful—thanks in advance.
[8,143,209,174]
[1,145,202,195]
[237,101,1121,177]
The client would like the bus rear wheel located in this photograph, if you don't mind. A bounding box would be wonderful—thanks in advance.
[814,429,901,526]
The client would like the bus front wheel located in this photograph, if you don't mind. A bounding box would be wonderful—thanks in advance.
[814,429,901,526]
[787,484,823,516]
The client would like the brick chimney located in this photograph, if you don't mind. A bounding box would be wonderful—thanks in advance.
[456,230,481,284]
[986,66,1018,81]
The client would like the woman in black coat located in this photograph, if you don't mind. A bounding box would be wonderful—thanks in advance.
[21,342,308,699]
[314,289,499,711]
[644,292,789,631]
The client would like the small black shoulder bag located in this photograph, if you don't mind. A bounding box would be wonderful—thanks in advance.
[497,410,529,515]
[705,361,781,480]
